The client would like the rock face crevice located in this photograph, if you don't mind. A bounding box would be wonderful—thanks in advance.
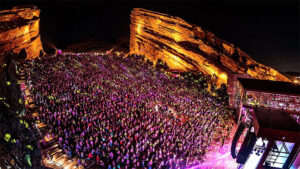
[130,8,290,86]
[0,6,43,60]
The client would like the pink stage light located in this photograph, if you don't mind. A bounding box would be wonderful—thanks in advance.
[57,49,62,55]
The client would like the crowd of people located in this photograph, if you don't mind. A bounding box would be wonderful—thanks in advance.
[24,51,234,168]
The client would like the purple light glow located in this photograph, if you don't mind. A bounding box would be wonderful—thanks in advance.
[187,126,238,169]
[188,147,238,169]
[57,49,62,55]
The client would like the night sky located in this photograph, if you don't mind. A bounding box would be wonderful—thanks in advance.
[1,0,299,72]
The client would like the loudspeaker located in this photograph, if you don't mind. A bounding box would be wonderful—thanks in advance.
[236,131,257,164]
[231,122,246,159]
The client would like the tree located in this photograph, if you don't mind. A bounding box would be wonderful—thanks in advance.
[0,63,41,168]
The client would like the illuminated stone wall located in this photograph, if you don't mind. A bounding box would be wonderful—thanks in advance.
[0,6,43,60]
[130,8,291,86]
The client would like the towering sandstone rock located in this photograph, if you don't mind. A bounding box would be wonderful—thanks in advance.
[130,8,291,86]
[0,6,43,60]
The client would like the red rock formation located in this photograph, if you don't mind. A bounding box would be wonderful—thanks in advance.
[130,8,291,86]
[0,6,43,60]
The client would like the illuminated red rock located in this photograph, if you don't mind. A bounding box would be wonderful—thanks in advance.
[0,6,43,60]
[129,8,291,86]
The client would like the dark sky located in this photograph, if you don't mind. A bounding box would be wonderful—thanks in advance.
[1,0,299,72]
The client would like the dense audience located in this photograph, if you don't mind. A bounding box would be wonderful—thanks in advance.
[24,52,234,168]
